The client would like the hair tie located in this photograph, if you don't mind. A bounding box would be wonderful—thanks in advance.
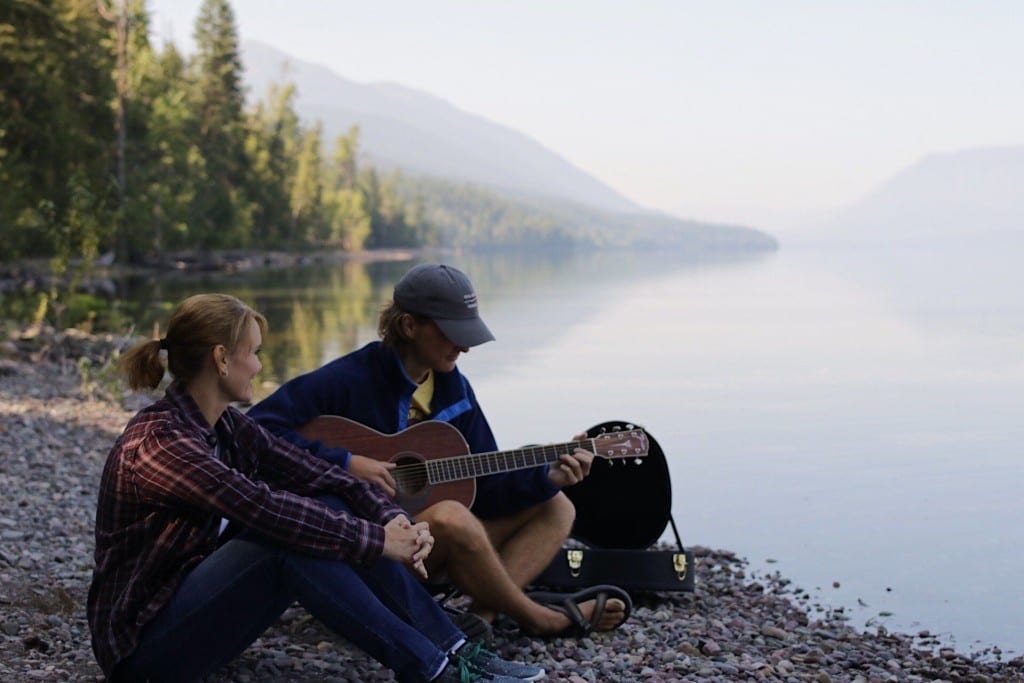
[158,338,170,350]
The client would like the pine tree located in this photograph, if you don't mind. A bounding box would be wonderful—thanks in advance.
[246,82,299,246]
[0,0,116,262]
[322,127,371,250]
[124,39,200,257]
[289,122,323,245]
[189,0,250,247]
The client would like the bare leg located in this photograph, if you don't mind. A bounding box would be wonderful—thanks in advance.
[480,492,575,591]
[418,495,626,635]
[419,500,550,630]
[481,492,626,633]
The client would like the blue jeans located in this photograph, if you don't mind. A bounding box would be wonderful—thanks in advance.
[114,497,462,683]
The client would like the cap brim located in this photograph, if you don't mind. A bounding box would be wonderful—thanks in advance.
[434,317,495,348]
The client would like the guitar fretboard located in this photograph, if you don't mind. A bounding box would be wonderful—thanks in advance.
[426,439,594,484]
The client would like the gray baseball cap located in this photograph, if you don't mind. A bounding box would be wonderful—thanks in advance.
[393,264,495,348]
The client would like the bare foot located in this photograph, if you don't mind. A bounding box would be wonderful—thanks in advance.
[529,596,627,636]
[588,597,627,631]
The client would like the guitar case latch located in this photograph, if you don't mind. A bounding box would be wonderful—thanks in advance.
[566,549,584,577]
[673,553,688,581]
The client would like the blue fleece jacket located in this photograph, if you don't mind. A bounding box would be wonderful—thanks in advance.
[247,341,559,519]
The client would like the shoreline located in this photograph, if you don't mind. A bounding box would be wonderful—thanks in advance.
[0,334,1021,681]
[0,247,452,300]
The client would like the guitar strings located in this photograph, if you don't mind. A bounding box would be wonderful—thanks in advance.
[385,432,646,490]
[388,442,589,490]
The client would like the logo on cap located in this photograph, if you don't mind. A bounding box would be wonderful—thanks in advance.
[463,293,478,309]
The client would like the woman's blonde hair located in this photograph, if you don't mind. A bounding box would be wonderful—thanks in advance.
[119,294,268,390]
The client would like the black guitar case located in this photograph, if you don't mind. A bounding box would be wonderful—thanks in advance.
[531,421,695,593]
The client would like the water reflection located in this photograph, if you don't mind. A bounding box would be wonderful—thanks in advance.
[55,248,772,396]
[5,243,1020,653]
[102,260,383,390]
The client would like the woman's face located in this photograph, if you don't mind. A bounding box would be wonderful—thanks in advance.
[220,318,263,403]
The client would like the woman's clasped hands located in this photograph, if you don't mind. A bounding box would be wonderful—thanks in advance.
[383,515,433,580]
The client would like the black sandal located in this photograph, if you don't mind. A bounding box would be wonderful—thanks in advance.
[525,584,633,638]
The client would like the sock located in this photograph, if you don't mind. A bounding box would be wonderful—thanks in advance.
[447,637,467,656]
[429,637,469,681]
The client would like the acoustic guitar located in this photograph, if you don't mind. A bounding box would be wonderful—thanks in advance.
[298,416,649,514]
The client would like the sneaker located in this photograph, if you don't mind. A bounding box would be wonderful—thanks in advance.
[454,641,546,681]
[449,609,495,646]
[434,655,529,683]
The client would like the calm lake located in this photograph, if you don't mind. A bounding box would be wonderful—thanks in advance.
[96,241,1024,656]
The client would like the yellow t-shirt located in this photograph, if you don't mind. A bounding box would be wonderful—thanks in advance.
[408,370,434,424]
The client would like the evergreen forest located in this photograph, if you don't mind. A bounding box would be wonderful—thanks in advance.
[1,0,777,286]
[1,0,438,274]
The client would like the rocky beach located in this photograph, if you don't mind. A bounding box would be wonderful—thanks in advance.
[0,327,1021,682]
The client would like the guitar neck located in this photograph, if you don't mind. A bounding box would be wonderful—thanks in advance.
[425,439,596,485]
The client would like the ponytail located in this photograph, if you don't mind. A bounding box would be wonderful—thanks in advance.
[118,339,166,390]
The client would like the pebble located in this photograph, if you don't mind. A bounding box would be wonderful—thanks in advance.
[762,625,790,640]
[1,339,1023,682]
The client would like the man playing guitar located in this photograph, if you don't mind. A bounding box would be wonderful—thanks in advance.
[249,264,630,639]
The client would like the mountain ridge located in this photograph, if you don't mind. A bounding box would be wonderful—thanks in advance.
[813,145,1024,244]
[241,40,643,214]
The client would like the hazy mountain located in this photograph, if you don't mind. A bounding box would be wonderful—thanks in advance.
[670,202,825,240]
[815,146,1024,244]
[395,175,778,251]
[241,40,641,214]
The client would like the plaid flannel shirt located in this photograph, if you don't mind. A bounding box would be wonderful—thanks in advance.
[87,382,404,676]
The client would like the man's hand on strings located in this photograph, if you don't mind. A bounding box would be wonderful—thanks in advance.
[349,454,397,497]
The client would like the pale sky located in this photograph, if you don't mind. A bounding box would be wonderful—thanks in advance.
[146,0,1024,227]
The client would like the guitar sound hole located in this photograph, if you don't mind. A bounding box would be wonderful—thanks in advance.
[392,455,428,496]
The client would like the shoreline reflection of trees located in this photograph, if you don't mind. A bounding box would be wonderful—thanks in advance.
[81,248,773,396]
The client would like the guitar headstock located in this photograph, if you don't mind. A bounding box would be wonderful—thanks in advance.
[592,428,649,460]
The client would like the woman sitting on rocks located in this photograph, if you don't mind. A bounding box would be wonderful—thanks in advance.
[86,293,544,683]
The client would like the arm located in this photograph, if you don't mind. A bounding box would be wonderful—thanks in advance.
[133,426,392,565]
[241,414,428,574]
[235,410,401,527]
[246,364,355,468]
[248,357,398,494]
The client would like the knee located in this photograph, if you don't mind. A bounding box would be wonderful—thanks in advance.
[424,500,487,548]
[544,492,576,536]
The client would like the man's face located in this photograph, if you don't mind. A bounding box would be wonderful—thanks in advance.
[411,317,467,374]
